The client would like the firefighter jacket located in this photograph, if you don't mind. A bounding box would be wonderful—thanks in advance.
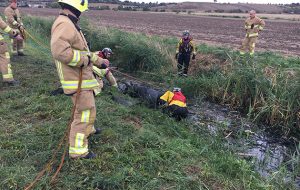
[51,10,105,95]
[244,16,265,38]
[0,16,17,41]
[176,37,196,55]
[4,6,23,29]
[159,91,187,107]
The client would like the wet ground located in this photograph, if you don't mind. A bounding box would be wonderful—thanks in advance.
[114,80,299,188]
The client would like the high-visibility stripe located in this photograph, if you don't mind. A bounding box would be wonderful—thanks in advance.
[61,79,99,89]
[169,100,187,107]
[3,74,13,79]
[7,64,12,74]
[4,26,12,33]
[69,133,88,155]
[81,110,90,123]
[93,66,107,78]
[55,61,64,80]
[246,33,258,38]
[251,43,256,48]
[5,52,10,59]
[90,53,98,62]
[258,26,264,30]
[0,35,4,41]
[68,50,81,66]
[69,146,88,155]
[75,133,84,149]
[12,21,18,26]
[240,51,245,55]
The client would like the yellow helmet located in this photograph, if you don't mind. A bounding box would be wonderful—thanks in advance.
[58,0,88,12]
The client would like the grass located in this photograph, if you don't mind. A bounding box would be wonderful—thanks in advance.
[0,16,298,189]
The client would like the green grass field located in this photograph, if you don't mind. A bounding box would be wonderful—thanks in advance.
[0,16,299,189]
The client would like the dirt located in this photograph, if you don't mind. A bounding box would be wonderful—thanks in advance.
[6,8,300,56]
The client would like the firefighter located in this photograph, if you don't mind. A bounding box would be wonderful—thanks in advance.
[240,10,265,56]
[51,0,107,159]
[158,87,188,121]
[92,47,118,96]
[175,30,196,77]
[0,15,20,86]
[4,0,25,56]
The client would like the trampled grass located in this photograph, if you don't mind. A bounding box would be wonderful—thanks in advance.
[0,16,298,189]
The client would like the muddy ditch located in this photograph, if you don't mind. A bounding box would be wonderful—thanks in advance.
[109,79,300,188]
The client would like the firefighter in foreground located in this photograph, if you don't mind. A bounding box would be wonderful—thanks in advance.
[240,10,265,56]
[51,0,108,159]
[4,0,25,56]
[175,30,196,77]
[0,14,21,86]
[92,47,118,96]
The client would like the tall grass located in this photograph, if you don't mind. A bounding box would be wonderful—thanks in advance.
[25,15,300,139]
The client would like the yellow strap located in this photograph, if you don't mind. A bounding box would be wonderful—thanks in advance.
[4,26,12,33]
[3,74,13,79]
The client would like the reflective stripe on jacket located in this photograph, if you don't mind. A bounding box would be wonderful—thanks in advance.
[244,16,265,38]
[160,91,187,107]
[51,10,104,95]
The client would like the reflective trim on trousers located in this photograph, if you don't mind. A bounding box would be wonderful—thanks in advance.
[3,74,13,79]
[61,79,99,90]
[81,110,91,123]
[69,133,88,155]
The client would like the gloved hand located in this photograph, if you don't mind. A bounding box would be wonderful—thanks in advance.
[81,56,91,68]
[175,53,179,59]
[15,34,23,41]
[103,59,110,67]
[192,54,196,60]
[100,63,107,69]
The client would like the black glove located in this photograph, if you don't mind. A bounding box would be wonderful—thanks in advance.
[175,53,179,59]
[100,63,107,69]
[192,54,196,60]
[251,24,254,29]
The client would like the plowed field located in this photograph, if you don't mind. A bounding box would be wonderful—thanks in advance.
[8,8,300,56]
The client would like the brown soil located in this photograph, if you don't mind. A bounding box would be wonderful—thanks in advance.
[8,8,300,56]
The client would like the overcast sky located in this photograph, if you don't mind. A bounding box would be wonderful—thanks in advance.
[132,0,298,4]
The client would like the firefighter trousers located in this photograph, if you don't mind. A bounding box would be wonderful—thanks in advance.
[69,90,97,158]
[177,53,191,74]
[11,37,24,54]
[0,41,14,82]
[240,37,257,55]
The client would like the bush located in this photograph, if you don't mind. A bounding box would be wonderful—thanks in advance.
[46,2,60,8]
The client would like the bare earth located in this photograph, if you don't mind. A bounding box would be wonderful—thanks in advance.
[8,8,300,56]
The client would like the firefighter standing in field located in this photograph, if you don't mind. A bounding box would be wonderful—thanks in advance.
[51,0,108,159]
[175,30,196,77]
[92,47,118,96]
[240,10,265,56]
[4,0,25,56]
[0,14,21,86]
